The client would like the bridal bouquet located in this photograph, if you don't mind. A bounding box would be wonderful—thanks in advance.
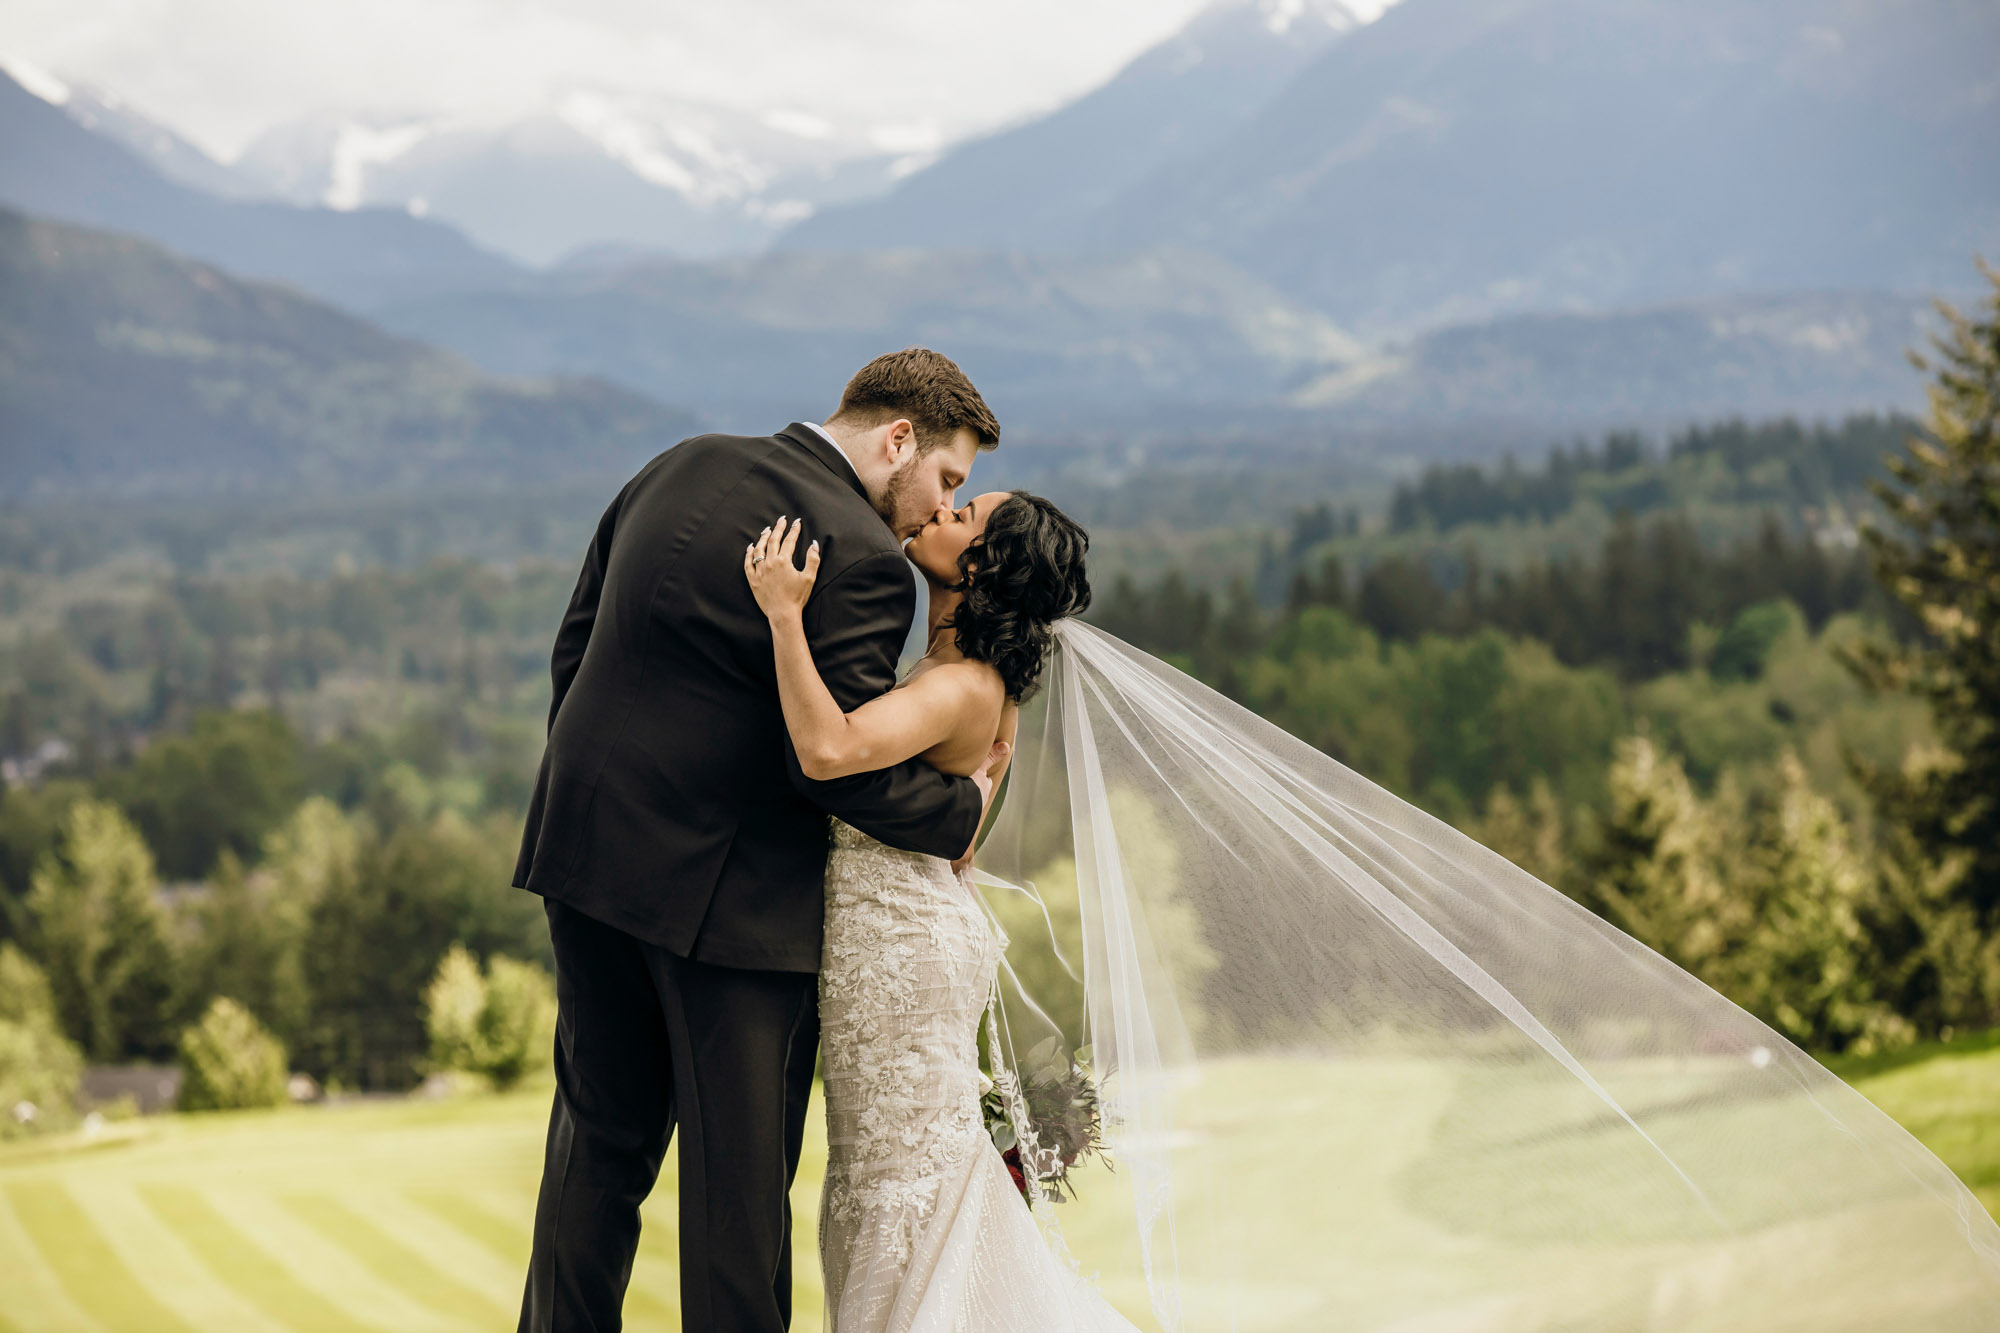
[981,1036,1107,1204]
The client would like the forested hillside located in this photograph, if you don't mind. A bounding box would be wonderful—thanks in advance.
[1387,415,1909,534]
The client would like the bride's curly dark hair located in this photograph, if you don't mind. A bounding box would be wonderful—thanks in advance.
[946,492,1091,702]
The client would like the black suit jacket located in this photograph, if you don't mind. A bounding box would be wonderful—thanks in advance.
[513,424,983,972]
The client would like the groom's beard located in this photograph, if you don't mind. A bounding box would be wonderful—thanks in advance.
[877,454,928,540]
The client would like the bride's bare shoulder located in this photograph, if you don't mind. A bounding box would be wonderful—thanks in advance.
[909,657,1006,706]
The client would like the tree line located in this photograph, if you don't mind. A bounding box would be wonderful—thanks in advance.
[1106,510,1887,683]
[1087,271,2000,1053]
[0,708,550,1127]
[1388,412,1913,535]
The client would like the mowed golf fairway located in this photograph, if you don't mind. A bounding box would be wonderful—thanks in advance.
[0,1038,1996,1333]
[0,1086,778,1333]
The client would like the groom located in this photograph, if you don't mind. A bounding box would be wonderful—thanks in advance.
[514,348,1002,1331]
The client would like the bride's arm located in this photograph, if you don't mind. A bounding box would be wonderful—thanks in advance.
[747,518,989,781]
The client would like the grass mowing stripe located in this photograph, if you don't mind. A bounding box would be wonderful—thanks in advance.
[409,1189,678,1326]
[622,1261,682,1328]
[0,1183,96,1333]
[70,1179,289,1333]
[284,1191,510,1325]
[5,1180,199,1333]
[407,1190,529,1268]
[142,1185,381,1333]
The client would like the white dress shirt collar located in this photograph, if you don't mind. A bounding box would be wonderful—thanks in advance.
[800,421,861,483]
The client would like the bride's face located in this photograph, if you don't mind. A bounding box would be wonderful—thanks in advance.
[905,491,1011,587]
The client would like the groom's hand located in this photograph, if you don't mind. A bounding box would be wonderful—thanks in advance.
[952,740,1012,875]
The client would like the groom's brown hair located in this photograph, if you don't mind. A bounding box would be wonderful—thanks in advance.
[827,347,1001,454]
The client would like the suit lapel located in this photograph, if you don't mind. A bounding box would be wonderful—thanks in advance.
[777,423,870,503]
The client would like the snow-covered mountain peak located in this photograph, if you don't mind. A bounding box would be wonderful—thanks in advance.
[1179,0,1399,49]
[1255,0,1362,40]
[324,120,432,210]
[0,55,69,106]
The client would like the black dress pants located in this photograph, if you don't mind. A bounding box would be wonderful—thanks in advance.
[519,898,820,1332]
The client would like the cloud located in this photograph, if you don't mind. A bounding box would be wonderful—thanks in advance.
[0,0,1212,160]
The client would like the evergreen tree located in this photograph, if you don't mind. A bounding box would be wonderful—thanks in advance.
[258,798,361,1048]
[1731,755,1910,1054]
[1574,737,1746,977]
[1472,780,1570,890]
[1859,748,2000,1037]
[25,799,177,1060]
[0,778,90,939]
[1849,263,2000,956]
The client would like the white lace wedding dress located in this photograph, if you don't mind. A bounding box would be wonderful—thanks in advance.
[818,819,1141,1333]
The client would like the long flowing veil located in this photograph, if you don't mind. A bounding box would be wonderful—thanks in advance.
[973,619,2000,1333]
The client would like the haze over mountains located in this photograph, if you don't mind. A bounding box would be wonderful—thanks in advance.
[1,0,1992,495]
[0,209,693,496]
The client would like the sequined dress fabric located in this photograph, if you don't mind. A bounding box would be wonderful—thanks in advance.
[819,820,1141,1333]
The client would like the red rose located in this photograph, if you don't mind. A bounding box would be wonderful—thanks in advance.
[1002,1145,1027,1200]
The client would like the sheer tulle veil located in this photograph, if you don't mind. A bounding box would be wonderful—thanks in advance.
[971,619,2000,1332]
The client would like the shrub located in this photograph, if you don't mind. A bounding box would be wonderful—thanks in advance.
[178,997,288,1112]
[423,945,555,1090]
[0,943,83,1137]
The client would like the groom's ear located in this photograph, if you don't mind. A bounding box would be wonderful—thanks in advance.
[884,418,918,463]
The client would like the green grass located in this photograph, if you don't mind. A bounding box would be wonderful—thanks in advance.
[0,1041,1994,1332]
[1820,1030,2000,1220]
[0,1080,815,1332]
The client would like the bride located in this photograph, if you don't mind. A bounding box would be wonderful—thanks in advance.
[747,493,1132,1331]
[747,497,2000,1332]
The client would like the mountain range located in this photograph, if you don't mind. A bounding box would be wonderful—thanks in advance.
[366,252,1935,433]
[230,95,922,267]
[0,0,1988,483]
[0,68,516,307]
[787,0,2000,337]
[364,246,1370,427]
[778,0,1371,257]
[0,209,696,496]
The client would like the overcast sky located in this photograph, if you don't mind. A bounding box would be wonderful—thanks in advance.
[0,0,1221,161]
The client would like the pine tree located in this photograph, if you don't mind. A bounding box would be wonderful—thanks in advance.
[1849,261,2000,945]
[1574,737,1747,977]
[1731,754,1911,1054]
[1473,779,1570,890]
[26,800,177,1061]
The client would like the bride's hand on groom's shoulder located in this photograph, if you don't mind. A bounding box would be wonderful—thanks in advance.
[745,516,820,620]
[952,740,1011,875]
